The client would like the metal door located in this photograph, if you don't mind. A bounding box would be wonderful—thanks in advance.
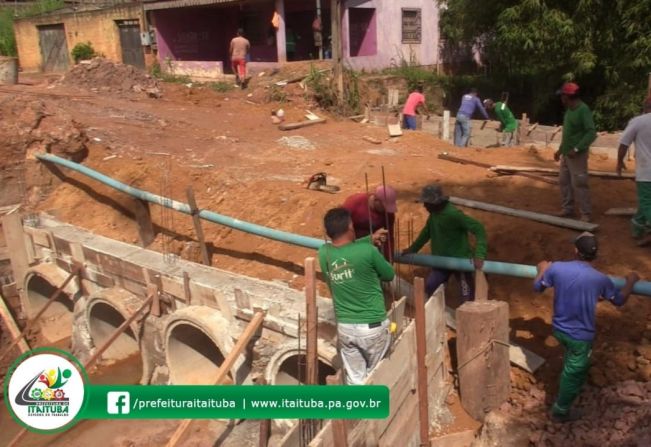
[38,24,69,72]
[117,20,145,69]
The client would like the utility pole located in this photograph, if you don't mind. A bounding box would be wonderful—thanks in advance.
[330,0,344,103]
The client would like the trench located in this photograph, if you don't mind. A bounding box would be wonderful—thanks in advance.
[25,274,74,342]
[166,322,228,384]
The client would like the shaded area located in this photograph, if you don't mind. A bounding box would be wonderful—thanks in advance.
[167,323,227,384]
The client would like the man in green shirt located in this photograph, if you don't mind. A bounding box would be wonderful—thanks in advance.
[318,207,395,384]
[402,184,487,300]
[554,82,597,222]
[483,99,518,147]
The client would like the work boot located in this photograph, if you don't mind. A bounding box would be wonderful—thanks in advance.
[550,408,583,423]
[556,210,575,218]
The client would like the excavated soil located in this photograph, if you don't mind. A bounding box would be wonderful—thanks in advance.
[1,67,651,445]
[60,58,160,97]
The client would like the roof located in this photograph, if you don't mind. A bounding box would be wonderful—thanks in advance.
[143,0,241,11]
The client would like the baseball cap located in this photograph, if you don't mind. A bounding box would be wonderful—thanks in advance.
[416,184,448,205]
[375,185,397,213]
[557,82,580,96]
[575,232,598,259]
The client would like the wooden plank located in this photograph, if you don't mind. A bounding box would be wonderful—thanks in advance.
[438,154,558,185]
[166,311,265,447]
[413,277,431,446]
[182,271,192,304]
[475,271,489,302]
[449,196,598,232]
[305,257,318,385]
[279,118,326,131]
[185,186,211,266]
[215,291,234,322]
[387,123,403,137]
[0,293,29,354]
[326,371,348,447]
[132,198,155,247]
[604,207,636,216]
[2,213,29,290]
[492,165,635,179]
[387,296,407,335]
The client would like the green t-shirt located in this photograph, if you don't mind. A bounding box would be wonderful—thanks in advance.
[559,101,597,154]
[494,102,518,132]
[318,236,395,324]
[407,203,488,259]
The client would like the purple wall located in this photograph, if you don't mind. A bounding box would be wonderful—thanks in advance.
[348,8,377,57]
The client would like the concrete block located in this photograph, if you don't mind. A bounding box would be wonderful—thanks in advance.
[53,235,72,256]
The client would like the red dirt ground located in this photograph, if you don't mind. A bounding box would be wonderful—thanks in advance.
[1,65,650,445]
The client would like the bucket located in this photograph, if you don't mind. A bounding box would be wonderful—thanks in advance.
[0,56,18,85]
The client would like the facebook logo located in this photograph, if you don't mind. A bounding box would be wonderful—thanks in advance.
[107,391,130,414]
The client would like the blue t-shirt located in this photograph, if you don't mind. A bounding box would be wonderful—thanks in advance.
[458,94,489,119]
[533,261,622,341]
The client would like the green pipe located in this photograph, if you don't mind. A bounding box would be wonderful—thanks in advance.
[37,153,651,296]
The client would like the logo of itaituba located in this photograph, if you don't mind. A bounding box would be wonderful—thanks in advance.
[6,351,85,432]
[15,366,72,416]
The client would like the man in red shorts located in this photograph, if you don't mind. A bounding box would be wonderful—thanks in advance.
[230,29,250,88]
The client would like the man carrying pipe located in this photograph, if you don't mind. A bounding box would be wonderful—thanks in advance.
[534,232,639,422]
[342,185,397,262]
[318,207,394,385]
[401,184,487,300]
[617,96,651,244]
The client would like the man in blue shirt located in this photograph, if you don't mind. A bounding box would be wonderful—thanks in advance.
[534,232,639,422]
[454,88,490,147]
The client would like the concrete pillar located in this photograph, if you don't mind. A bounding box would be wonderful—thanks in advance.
[443,110,450,142]
[456,300,510,421]
[2,212,29,306]
[275,0,287,63]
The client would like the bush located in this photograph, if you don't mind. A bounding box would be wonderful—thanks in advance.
[0,8,16,56]
[209,81,233,93]
[71,42,96,63]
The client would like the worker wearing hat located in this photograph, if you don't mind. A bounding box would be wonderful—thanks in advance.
[617,96,651,243]
[342,185,397,262]
[534,233,639,422]
[402,184,487,300]
[555,82,597,222]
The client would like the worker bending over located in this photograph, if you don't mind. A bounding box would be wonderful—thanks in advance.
[483,99,518,147]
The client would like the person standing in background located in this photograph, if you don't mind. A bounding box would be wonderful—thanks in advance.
[454,88,490,147]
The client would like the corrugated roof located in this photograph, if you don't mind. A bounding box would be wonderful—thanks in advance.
[143,0,241,11]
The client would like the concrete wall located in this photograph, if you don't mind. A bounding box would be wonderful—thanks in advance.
[343,0,440,71]
[14,5,145,72]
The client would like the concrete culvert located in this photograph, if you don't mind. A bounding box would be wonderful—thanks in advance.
[165,307,244,385]
[88,301,139,361]
[266,342,338,386]
[25,270,75,343]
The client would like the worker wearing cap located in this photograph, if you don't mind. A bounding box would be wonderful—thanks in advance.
[402,83,430,130]
[318,207,395,384]
[534,233,639,422]
[617,97,651,242]
[555,82,597,222]
[483,99,518,147]
[402,184,487,300]
[454,88,490,147]
[342,186,397,262]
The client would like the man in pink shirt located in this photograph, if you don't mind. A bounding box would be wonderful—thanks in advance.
[402,84,430,130]
[230,29,250,88]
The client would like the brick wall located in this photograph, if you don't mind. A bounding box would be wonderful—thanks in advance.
[14,4,144,72]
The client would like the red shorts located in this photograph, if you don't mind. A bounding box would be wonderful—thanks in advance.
[231,59,246,79]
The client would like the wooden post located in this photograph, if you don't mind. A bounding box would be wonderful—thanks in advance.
[2,212,30,299]
[132,199,155,247]
[148,283,160,318]
[442,110,450,142]
[258,378,271,447]
[185,186,211,266]
[0,268,79,363]
[456,299,510,421]
[305,257,318,385]
[413,277,430,447]
[182,271,192,305]
[331,0,344,102]
[0,293,29,354]
[648,72,651,97]
[326,371,348,447]
[166,311,265,447]
[275,0,287,63]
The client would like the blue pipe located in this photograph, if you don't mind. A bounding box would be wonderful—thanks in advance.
[37,153,651,296]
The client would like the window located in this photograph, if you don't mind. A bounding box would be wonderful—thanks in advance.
[401,8,421,44]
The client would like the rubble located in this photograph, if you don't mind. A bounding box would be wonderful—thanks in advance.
[61,58,161,98]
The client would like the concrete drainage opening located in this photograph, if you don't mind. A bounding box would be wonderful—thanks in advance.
[167,322,229,384]
[88,301,140,361]
[273,353,336,385]
[26,274,74,342]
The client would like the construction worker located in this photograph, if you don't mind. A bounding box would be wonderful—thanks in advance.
[454,88,490,147]
[342,185,397,262]
[617,97,651,243]
[402,184,487,300]
[402,83,430,130]
[534,232,639,422]
[483,99,518,147]
[554,82,597,222]
[318,207,395,385]
[229,29,250,88]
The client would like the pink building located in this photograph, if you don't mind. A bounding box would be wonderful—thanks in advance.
[143,0,441,78]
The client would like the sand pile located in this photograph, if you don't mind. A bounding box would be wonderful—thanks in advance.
[61,58,161,98]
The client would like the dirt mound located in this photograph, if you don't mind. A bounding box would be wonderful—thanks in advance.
[0,96,88,206]
[61,58,161,97]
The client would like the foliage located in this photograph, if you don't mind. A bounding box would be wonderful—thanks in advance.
[0,0,64,56]
[71,42,95,63]
[303,64,362,115]
[208,81,233,93]
[267,85,287,103]
[438,0,651,130]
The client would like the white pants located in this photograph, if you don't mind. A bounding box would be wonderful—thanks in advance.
[337,319,391,385]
